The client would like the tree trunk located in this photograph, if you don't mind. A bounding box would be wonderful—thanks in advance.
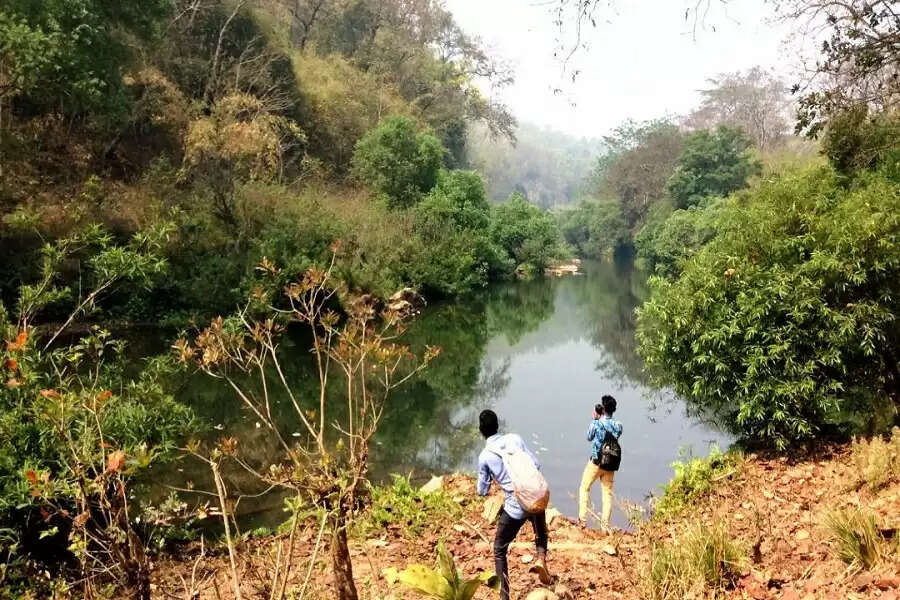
[330,511,358,600]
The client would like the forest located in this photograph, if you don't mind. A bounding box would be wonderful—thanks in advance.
[2,0,900,598]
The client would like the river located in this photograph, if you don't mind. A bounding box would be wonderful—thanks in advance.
[157,258,730,529]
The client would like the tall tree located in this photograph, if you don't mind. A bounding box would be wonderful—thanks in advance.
[667,126,761,209]
[594,119,684,232]
[685,67,791,150]
[351,115,445,209]
[777,0,900,136]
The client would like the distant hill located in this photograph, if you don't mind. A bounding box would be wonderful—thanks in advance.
[467,122,605,208]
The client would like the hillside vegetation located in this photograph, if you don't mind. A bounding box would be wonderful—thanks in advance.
[0,0,567,328]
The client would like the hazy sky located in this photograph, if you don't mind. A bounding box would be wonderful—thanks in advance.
[445,0,794,139]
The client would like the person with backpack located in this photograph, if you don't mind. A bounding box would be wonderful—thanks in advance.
[476,409,551,600]
[578,395,623,530]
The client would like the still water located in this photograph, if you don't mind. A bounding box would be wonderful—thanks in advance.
[162,259,729,529]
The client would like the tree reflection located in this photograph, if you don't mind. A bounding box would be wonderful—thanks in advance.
[566,258,650,386]
[149,262,675,525]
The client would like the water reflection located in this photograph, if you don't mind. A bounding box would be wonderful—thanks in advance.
[157,258,729,528]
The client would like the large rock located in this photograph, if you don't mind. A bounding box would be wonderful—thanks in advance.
[419,475,444,494]
[545,507,563,525]
[482,495,504,523]
[386,288,425,317]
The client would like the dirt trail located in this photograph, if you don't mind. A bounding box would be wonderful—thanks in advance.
[151,448,900,599]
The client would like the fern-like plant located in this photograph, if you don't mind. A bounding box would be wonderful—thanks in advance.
[383,541,496,600]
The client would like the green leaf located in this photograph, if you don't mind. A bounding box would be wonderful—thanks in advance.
[397,564,453,598]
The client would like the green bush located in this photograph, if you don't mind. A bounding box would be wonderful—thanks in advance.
[490,193,567,271]
[416,170,492,232]
[559,198,630,257]
[0,228,196,587]
[361,475,463,536]
[409,170,508,295]
[822,106,900,175]
[666,126,761,210]
[1,0,170,120]
[635,198,725,279]
[351,115,445,209]
[637,166,900,448]
[653,447,742,521]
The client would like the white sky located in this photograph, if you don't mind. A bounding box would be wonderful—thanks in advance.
[445,0,795,139]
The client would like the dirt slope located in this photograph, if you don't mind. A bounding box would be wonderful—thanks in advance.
[151,447,900,599]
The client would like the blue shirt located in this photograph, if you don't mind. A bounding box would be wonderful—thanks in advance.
[587,416,623,460]
[476,433,541,520]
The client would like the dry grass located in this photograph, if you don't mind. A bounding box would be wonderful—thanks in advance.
[850,427,900,492]
[645,521,746,600]
[822,508,888,569]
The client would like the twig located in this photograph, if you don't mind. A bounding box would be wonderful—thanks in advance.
[461,519,492,545]
[211,460,242,600]
[298,510,328,600]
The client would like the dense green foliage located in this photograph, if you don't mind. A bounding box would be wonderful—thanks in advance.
[666,126,760,209]
[410,170,507,295]
[0,0,170,119]
[0,0,567,324]
[351,116,445,209]
[821,107,900,175]
[559,198,629,258]
[0,227,195,591]
[637,166,900,447]
[634,198,726,279]
[490,193,566,273]
[653,447,742,520]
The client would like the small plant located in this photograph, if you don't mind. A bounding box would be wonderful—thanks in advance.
[183,253,438,600]
[384,541,495,600]
[850,427,900,492]
[653,446,742,520]
[362,475,463,536]
[646,521,746,600]
[822,508,887,569]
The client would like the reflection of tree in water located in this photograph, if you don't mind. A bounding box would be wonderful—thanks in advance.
[566,257,650,386]
[148,279,559,523]
[370,282,555,478]
[373,357,512,480]
[484,279,557,346]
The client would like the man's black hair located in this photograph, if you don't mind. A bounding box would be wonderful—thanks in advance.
[479,409,499,438]
[601,394,617,415]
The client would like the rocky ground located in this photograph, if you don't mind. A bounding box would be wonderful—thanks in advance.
[151,443,900,599]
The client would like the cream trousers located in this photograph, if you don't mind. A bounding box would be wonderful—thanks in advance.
[578,460,615,527]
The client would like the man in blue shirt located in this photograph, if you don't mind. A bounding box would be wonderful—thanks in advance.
[578,395,623,529]
[476,409,550,600]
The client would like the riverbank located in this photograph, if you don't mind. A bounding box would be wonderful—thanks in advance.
[149,433,900,599]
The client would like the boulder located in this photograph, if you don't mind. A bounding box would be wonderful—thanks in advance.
[387,288,425,317]
[419,475,444,494]
[483,495,504,523]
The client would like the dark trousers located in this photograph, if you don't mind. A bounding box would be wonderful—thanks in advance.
[493,509,549,600]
